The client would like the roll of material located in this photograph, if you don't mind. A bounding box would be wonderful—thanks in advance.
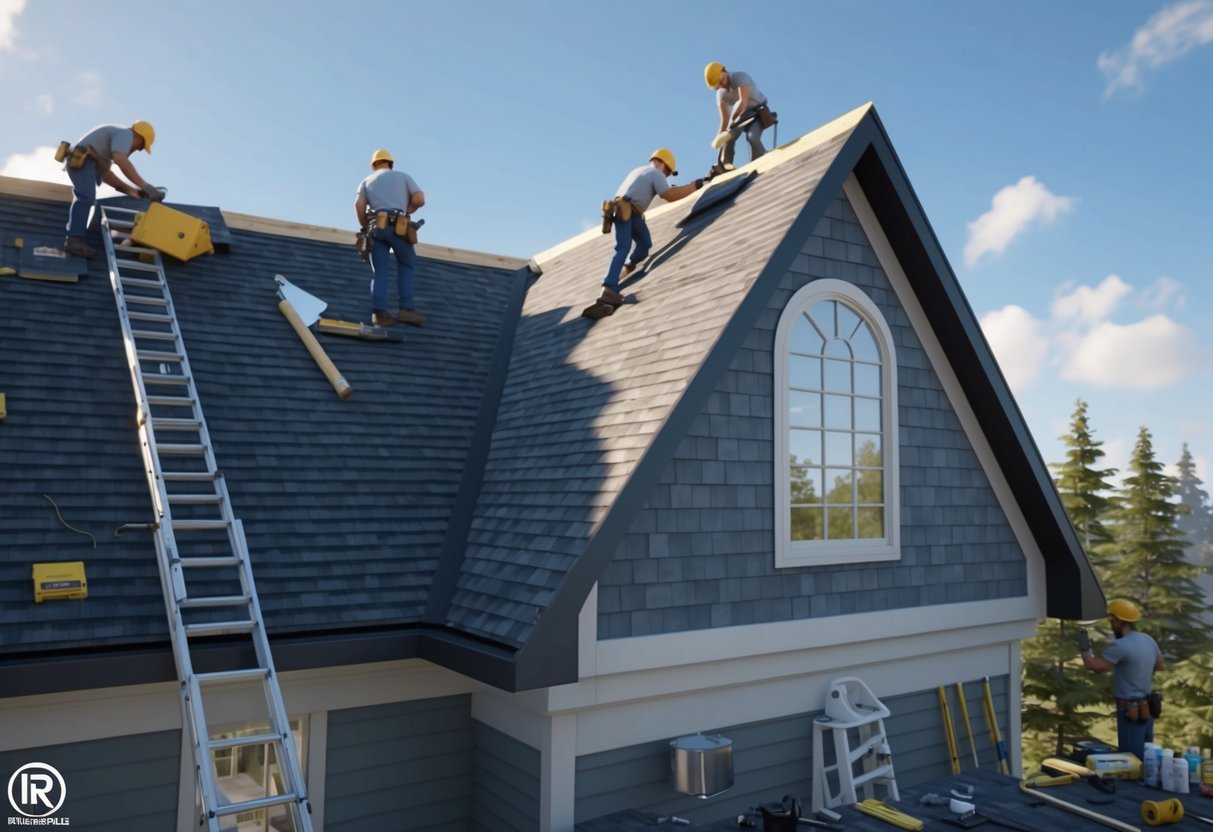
[1142,798,1184,826]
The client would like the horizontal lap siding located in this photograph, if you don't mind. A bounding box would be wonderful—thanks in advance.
[471,722,540,832]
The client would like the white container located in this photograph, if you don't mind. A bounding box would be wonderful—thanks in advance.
[1161,749,1175,791]
[1143,743,1160,787]
[1172,756,1190,794]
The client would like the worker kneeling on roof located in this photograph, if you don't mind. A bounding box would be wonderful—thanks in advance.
[1079,598,1165,764]
[61,120,164,259]
[591,148,703,314]
[704,62,773,177]
[354,149,426,328]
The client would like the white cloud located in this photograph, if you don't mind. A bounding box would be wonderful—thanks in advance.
[964,176,1075,267]
[0,146,68,184]
[1141,275,1186,310]
[1051,275,1132,325]
[1060,314,1200,389]
[1098,0,1213,98]
[980,304,1049,389]
[0,0,25,51]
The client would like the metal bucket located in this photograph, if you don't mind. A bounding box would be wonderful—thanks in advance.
[669,733,734,798]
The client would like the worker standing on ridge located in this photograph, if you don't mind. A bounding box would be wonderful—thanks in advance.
[1079,598,1165,763]
[62,121,163,259]
[585,148,703,319]
[354,149,426,327]
[704,62,773,176]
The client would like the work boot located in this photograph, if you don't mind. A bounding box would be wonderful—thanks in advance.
[599,287,625,308]
[63,237,97,259]
[396,308,426,327]
[371,310,396,327]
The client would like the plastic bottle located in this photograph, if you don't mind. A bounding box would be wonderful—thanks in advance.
[1160,748,1175,792]
[1184,747,1202,787]
[1174,756,1191,794]
[1144,742,1160,787]
[1200,748,1213,797]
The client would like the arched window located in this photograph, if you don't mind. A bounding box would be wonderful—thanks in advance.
[774,279,899,566]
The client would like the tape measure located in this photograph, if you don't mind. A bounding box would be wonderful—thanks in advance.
[1142,798,1184,826]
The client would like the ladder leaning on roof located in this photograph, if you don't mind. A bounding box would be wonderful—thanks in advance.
[99,205,314,832]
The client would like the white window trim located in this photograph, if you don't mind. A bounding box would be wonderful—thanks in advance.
[773,278,900,567]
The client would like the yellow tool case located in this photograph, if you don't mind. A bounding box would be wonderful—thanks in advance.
[131,203,214,261]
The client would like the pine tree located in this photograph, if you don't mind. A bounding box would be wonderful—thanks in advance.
[1097,427,1209,663]
[1021,400,1114,763]
[1174,444,1213,614]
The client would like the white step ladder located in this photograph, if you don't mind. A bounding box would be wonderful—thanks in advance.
[99,206,314,832]
[811,676,899,812]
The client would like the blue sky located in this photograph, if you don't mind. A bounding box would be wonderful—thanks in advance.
[2,0,1211,490]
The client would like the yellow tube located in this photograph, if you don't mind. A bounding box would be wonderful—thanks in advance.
[277,298,353,400]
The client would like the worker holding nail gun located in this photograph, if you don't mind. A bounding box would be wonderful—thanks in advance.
[1079,598,1165,763]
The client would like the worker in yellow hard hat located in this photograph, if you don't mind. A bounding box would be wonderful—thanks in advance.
[1078,598,1165,763]
[704,62,774,176]
[61,120,163,258]
[354,148,427,327]
[584,149,704,319]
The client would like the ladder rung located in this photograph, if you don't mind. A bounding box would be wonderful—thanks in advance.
[153,417,202,430]
[158,443,206,455]
[117,259,161,272]
[212,792,301,818]
[178,556,241,568]
[131,329,177,341]
[171,518,229,531]
[161,471,217,482]
[115,244,160,256]
[124,295,168,307]
[180,595,250,609]
[142,374,189,385]
[167,493,221,505]
[107,218,136,229]
[147,394,196,406]
[129,311,173,323]
[185,619,256,637]
[208,731,282,752]
[195,668,270,685]
[137,349,182,362]
[121,276,165,290]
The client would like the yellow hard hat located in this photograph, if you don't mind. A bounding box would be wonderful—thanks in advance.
[370,148,394,168]
[131,120,156,154]
[1107,598,1141,622]
[649,147,678,177]
[704,61,724,89]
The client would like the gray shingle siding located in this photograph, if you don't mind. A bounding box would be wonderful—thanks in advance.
[0,730,180,831]
[471,722,541,832]
[599,190,1026,639]
[574,676,1010,825]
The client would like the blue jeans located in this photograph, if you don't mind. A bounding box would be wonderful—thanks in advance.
[1116,708,1153,764]
[66,159,100,237]
[369,227,416,311]
[602,213,651,290]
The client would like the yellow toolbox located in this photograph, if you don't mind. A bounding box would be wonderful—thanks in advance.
[33,561,88,602]
[131,203,214,261]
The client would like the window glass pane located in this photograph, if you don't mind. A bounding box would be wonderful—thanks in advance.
[790,316,824,355]
[789,391,821,427]
[838,304,861,339]
[791,507,823,540]
[855,362,880,396]
[855,433,882,466]
[857,469,883,503]
[857,507,884,539]
[852,321,880,362]
[823,358,851,391]
[824,431,853,467]
[824,395,851,429]
[827,506,854,539]
[789,429,821,465]
[825,468,852,504]
[823,338,852,360]
[789,355,821,391]
[790,466,823,505]
[810,300,836,337]
[855,397,880,432]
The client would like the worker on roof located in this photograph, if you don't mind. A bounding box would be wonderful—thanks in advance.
[354,149,426,327]
[61,121,163,259]
[585,148,703,319]
[704,62,773,176]
[1079,598,1165,764]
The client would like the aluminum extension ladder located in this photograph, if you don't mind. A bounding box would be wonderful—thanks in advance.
[99,206,314,832]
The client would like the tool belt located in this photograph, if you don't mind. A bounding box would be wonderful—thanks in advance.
[55,141,97,170]
[756,104,776,129]
[1117,693,1160,722]
[370,210,419,244]
[354,228,371,261]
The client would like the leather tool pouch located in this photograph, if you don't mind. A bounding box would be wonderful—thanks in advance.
[600,200,615,234]
[757,105,776,129]
[374,210,389,230]
[54,141,71,163]
[614,198,638,222]
[394,214,410,237]
[1148,691,1162,719]
[402,218,419,244]
[355,229,371,261]
[67,146,93,170]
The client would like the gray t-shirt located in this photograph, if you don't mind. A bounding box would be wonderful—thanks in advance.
[1102,630,1160,699]
[615,165,669,213]
[357,168,421,213]
[717,70,767,113]
[73,124,136,173]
